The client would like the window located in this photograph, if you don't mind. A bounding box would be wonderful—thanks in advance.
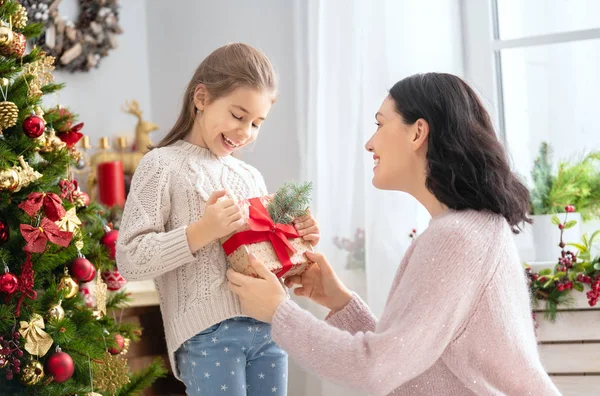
[463,0,600,180]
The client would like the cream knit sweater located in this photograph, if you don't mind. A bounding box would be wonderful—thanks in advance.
[116,140,267,378]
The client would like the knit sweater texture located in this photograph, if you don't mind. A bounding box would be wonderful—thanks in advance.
[271,210,561,395]
[116,140,267,378]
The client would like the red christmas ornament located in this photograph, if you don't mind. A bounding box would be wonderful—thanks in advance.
[45,347,74,383]
[0,270,18,294]
[565,205,575,213]
[69,256,96,283]
[22,114,46,138]
[0,32,26,58]
[0,218,8,245]
[101,229,119,259]
[109,334,125,355]
[102,269,127,291]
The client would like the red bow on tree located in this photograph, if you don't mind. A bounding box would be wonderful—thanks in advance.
[57,122,84,148]
[222,198,299,277]
[18,192,66,221]
[59,179,78,202]
[20,218,72,253]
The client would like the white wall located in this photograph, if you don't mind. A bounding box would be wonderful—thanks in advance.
[145,0,301,191]
[48,0,153,149]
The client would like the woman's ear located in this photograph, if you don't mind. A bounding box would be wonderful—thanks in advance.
[193,84,209,111]
[412,118,430,151]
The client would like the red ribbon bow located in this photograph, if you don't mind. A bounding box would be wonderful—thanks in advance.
[222,198,299,277]
[57,122,84,148]
[20,218,73,253]
[18,192,66,221]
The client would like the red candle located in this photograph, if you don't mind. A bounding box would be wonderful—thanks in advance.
[97,161,125,207]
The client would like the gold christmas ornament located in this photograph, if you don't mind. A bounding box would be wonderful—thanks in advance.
[20,359,45,385]
[0,353,9,368]
[25,53,55,97]
[58,268,79,299]
[13,4,28,29]
[0,100,19,133]
[94,271,108,316]
[16,156,42,190]
[47,300,65,321]
[120,338,131,356]
[0,167,19,190]
[93,351,130,395]
[87,393,103,396]
[18,314,54,357]
[0,25,12,46]
[0,77,8,87]
[38,128,67,153]
[55,207,82,233]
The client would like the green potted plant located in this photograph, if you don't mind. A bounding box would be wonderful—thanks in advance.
[528,143,600,262]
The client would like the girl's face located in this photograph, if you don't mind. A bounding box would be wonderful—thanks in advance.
[365,96,429,192]
[193,86,273,157]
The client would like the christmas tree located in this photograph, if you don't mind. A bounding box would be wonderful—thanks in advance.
[0,1,164,394]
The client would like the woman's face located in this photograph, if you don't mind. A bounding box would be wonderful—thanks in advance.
[365,96,429,192]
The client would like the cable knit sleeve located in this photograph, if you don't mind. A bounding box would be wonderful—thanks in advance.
[325,293,377,334]
[116,149,196,281]
[271,214,502,396]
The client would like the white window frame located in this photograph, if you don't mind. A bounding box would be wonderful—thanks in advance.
[461,0,600,143]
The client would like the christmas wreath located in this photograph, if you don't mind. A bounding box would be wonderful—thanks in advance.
[21,0,122,72]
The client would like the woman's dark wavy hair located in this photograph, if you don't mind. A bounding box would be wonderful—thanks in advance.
[389,73,531,233]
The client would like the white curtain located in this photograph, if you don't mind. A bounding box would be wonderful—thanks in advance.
[292,1,464,395]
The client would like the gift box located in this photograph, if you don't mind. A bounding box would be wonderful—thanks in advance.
[221,194,313,278]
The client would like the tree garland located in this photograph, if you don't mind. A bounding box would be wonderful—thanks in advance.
[22,0,122,72]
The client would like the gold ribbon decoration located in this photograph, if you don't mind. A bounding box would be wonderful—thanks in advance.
[19,313,53,357]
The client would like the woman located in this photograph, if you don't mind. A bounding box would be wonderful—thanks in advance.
[227,73,560,395]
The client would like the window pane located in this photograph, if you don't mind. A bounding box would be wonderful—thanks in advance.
[497,0,600,40]
[500,39,600,181]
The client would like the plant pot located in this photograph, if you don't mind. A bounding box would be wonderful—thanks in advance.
[531,213,582,262]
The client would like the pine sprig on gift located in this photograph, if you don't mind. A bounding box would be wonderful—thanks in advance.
[267,181,313,224]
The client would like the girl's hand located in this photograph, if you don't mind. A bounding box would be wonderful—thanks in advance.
[293,213,320,246]
[187,190,244,252]
[285,251,352,312]
[227,254,287,323]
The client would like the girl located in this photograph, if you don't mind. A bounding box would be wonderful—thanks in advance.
[228,73,561,395]
[116,43,319,396]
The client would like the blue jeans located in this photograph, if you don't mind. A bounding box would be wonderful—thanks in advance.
[176,317,288,396]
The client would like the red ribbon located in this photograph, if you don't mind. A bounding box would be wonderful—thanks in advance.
[20,218,72,253]
[222,198,299,277]
[18,192,66,221]
[57,122,84,148]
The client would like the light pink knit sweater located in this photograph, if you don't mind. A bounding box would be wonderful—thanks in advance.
[272,210,561,395]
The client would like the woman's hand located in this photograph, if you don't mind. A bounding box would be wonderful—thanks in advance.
[293,213,320,246]
[285,251,352,313]
[227,254,287,323]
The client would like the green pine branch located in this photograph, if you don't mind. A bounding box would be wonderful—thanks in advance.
[267,181,313,224]
[115,358,168,396]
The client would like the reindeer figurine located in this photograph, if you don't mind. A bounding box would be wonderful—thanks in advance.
[122,100,159,154]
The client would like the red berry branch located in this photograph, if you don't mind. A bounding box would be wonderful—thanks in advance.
[526,205,600,320]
